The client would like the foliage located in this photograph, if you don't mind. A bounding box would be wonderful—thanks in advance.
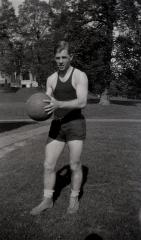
[50,0,116,96]
[0,0,17,74]
[17,0,53,86]
[111,0,141,97]
[0,0,141,98]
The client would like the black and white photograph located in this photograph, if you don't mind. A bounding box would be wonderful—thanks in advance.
[0,0,141,239]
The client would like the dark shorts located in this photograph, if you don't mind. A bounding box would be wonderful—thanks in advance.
[48,117,86,142]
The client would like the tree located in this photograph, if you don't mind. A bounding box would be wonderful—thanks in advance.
[18,0,53,86]
[51,0,141,101]
[111,0,141,97]
[0,0,18,76]
[50,0,118,104]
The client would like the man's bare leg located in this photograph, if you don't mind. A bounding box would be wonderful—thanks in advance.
[67,140,83,214]
[30,140,65,215]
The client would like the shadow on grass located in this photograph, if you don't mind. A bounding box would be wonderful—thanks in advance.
[110,99,140,106]
[0,122,36,133]
[88,98,99,104]
[88,97,141,106]
[53,165,89,202]
[84,233,103,240]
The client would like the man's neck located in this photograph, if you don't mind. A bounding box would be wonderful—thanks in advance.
[58,66,73,78]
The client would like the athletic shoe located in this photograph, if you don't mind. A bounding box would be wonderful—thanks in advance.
[30,197,53,215]
[67,197,79,214]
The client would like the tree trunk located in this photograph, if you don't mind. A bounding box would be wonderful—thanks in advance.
[99,88,110,105]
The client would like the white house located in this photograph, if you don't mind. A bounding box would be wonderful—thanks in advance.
[0,71,11,86]
[0,71,38,88]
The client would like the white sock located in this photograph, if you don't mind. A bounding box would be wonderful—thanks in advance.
[44,189,54,198]
[70,189,79,198]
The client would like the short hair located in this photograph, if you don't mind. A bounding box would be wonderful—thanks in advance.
[54,40,72,55]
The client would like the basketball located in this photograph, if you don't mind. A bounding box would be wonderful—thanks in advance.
[26,92,52,121]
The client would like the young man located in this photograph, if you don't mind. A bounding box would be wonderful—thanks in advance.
[30,40,88,215]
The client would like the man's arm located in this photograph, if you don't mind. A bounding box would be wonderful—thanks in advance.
[46,77,53,97]
[44,72,88,114]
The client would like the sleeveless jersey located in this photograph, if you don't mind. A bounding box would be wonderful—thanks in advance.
[53,68,81,119]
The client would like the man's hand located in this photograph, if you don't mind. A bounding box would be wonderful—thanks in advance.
[43,96,60,115]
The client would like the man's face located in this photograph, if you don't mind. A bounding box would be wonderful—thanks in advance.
[55,49,73,72]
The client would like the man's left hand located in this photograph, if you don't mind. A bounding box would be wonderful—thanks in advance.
[43,97,60,115]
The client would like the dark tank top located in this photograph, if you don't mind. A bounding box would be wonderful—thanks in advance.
[53,68,81,119]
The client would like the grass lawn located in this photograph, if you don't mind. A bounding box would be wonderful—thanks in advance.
[0,90,141,121]
[0,88,43,121]
[0,122,141,239]
[0,90,141,239]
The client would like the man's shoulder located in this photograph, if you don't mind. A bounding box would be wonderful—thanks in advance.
[74,68,83,75]
[47,72,58,81]
[74,68,87,80]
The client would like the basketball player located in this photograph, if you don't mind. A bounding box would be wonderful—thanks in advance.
[30,40,88,215]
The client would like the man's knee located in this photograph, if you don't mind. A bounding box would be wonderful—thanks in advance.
[70,161,82,171]
[44,161,55,174]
